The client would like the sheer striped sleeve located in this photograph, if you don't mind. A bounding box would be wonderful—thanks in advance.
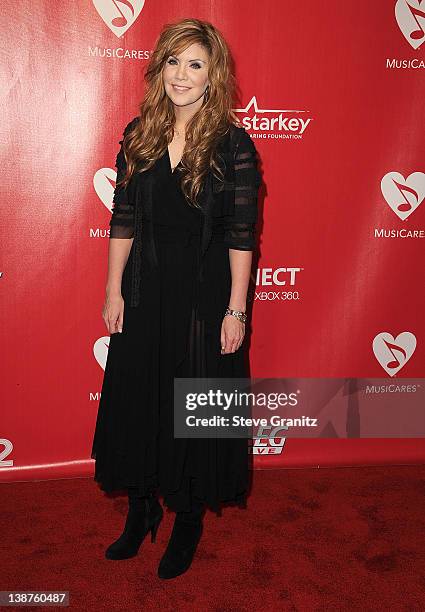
[223,128,262,251]
[109,118,138,239]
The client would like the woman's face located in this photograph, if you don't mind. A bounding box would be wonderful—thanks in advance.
[163,42,210,112]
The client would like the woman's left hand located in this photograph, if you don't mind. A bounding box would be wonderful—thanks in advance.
[221,315,245,354]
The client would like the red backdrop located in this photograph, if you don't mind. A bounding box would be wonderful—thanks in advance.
[1,0,424,483]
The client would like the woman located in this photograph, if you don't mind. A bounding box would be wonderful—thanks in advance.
[91,17,262,579]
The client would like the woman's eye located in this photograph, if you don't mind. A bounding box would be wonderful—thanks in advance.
[167,58,201,69]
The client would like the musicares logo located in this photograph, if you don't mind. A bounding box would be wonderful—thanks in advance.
[234,96,313,138]
[373,332,416,376]
[94,336,110,370]
[395,0,425,49]
[93,167,116,213]
[381,171,425,220]
[93,0,145,37]
[89,166,115,237]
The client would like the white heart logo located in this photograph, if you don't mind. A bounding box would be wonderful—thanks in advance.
[373,332,417,376]
[395,0,425,49]
[94,167,116,213]
[381,171,425,220]
[93,336,110,370]
[93,0,145,38]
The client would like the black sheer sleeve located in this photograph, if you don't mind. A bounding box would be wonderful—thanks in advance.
[223,128,262,251]
[109,117,139,239]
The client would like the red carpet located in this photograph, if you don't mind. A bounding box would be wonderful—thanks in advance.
[2,466,425,610]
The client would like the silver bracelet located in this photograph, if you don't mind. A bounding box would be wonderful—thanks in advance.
[224,307,247,323]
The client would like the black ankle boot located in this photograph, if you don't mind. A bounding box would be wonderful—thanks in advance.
[157,499,205,579]
[105,488,163,560]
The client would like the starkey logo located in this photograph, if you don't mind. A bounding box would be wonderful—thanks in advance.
[93,0,145,37]
[234,96,313,139]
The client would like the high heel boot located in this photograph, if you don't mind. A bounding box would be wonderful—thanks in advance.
[158,499,205,579]
[105,487,163,560]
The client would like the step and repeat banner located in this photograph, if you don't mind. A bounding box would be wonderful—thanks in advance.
[1,0,424,483]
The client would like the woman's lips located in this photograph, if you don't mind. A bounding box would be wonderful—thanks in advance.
[172,85,191,92]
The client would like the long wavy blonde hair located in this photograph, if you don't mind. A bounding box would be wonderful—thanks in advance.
[118,17,241,208]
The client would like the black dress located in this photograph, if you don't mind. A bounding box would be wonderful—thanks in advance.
[91,123,261,513]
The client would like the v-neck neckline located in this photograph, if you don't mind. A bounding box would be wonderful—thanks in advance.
[166,146,182,174]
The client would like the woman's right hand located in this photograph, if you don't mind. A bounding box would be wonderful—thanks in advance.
[102,291,124,334]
